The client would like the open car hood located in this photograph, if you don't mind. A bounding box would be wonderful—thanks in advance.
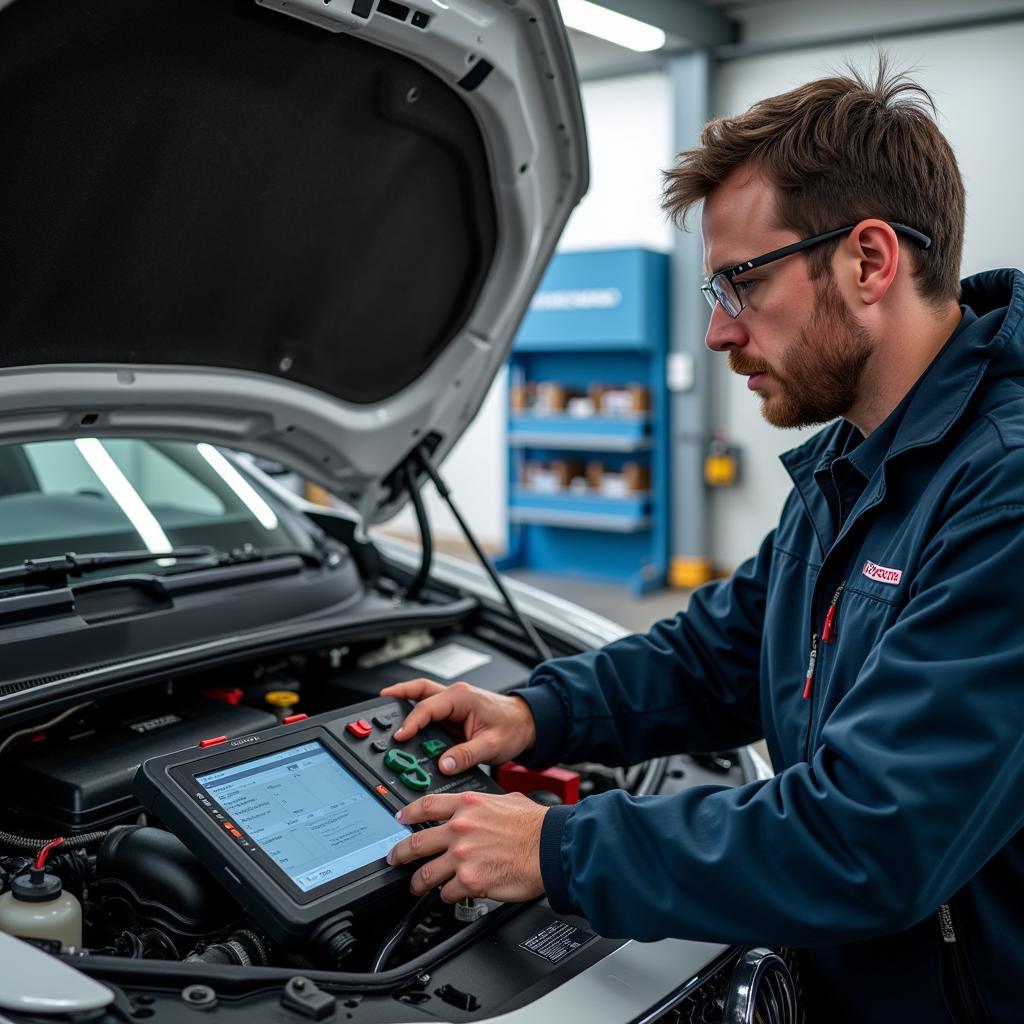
[0,0,587,522]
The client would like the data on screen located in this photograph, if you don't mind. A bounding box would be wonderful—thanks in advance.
[197,741,411,892]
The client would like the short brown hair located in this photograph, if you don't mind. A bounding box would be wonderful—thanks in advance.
[662,58,965,302]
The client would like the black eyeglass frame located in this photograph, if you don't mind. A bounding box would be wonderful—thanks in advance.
[701,221,933,319]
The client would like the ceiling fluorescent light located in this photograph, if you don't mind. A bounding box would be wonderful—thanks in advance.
[75,438,172,554]
[197,443,279,531]
[558,0,666,52]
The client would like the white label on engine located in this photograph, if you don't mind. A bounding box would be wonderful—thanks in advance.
[401,643,492,680]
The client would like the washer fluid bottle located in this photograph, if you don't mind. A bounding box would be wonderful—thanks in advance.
[0,837,82,947]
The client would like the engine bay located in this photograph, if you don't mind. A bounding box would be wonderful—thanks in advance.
[0,607,763,1024]
[0,626,744,977]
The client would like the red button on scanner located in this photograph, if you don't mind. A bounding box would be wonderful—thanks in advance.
[346,719,373,739]
[283,713,308,725]
[199,735,228,748]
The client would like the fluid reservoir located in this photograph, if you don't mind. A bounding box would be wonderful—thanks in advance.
[0,838,82,947]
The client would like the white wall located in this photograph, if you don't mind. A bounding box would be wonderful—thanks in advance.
[558,73,675,253]
[382,73,675,550]
[378,365,508,550]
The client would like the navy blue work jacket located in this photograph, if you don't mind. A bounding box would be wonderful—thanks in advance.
[515,269,1024,1023]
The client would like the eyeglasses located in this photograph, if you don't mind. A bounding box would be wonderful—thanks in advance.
[701,221,933,319]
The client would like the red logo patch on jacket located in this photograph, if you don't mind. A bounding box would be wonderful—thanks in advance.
[862,560,902,585]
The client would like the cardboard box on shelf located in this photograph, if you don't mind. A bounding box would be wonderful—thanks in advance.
[566,395,597,418]
[523,459,584,493]
[512,381,651,416]
[623,461,651,491]
[601,384,650,416]
[584,460,650,498]
[534,381,569,413]
[510,381,528,413]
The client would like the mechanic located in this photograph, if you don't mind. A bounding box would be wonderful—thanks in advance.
[384,61,1024,1022]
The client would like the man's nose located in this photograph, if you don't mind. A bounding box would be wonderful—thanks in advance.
[704,303,748,353]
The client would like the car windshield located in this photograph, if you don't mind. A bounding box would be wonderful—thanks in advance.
[0,438,314,568]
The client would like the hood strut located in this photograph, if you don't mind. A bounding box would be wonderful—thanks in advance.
[412,447,551,664]
[403,460,432,603]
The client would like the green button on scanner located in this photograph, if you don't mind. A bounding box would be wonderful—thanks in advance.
[421,739,449,760]
[384,748,419,773]
[384,748,432,791]
[400,768,431,792]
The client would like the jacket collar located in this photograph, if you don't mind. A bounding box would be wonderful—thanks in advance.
[779,268,1024,554]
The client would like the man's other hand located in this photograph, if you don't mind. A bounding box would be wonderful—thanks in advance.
[379,679,536,775]
[387,791,546,903]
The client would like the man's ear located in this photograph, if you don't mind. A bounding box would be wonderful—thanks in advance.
[842,220,900,306]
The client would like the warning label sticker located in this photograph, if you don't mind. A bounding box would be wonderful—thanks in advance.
[402,642,492,680]
[519,921,596,964]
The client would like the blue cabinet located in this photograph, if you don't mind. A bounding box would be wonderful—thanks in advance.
[498,248,670,594]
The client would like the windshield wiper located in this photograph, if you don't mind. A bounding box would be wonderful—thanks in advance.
[0,544,331,589]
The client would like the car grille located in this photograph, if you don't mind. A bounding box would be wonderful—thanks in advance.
[644,947,804,1024]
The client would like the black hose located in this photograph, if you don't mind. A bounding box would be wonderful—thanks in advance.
[634,757,668,796]
[0,829,109,851]
[371,891,437,973]
[71,899,528,996]
[415,448,552,663]
[403,462,432,603]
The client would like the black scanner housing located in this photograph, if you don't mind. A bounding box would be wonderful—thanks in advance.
[132,697,503,946]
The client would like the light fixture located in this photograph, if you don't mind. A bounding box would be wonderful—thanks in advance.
[558,0,666,53]
[196,444,280,531]
[75,438,172,553]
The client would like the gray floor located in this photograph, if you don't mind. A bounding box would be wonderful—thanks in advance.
[504,569,691,634]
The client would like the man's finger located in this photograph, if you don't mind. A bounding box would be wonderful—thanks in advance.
[439,873,479,904]
[379,678,446,702]
[391,690,464,742]
[436,734,499,774]
[410,853,457,897]
[387,822,450,867]
[398,792,462,825]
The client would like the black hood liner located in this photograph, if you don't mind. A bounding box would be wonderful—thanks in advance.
[0,0,497,405]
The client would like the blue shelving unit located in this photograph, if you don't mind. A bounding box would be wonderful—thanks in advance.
[498,248,670,595]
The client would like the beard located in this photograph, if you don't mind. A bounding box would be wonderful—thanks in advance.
[729,275,875,429]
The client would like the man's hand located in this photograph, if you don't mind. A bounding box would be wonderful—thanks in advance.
[387,791,547,903]
[379,678,536,775]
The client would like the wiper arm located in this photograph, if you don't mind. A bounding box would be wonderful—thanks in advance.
[0,544,331,589]
[0,547,219,587]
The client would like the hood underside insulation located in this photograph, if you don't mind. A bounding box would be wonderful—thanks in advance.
[0,0,497,405]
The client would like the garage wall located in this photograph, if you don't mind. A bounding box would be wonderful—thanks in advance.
[382,73,674,551]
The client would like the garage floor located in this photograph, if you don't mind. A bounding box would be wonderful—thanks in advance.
[504,570,690,634]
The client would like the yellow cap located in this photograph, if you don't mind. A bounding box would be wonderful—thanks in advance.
[264,690,300,708]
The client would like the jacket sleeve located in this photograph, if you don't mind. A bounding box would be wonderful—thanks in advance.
[511,530,775,769]
[538,503,1024,945]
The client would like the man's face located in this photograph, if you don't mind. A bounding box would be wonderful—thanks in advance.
[701,169,875,428]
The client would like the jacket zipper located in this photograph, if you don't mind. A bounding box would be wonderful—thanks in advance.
[821,582,845,642]
[936,901,987,1024]
[802,582,845,759]
[802,634,819,700]
[804,582,846,702]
